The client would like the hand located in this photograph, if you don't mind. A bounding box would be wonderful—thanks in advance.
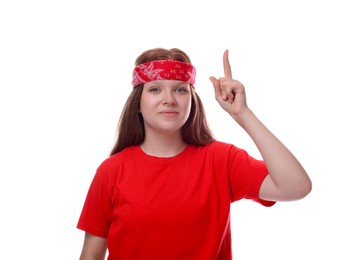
[209,50,248,118]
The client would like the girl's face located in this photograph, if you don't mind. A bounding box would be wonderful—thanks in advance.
[140,80,192,135]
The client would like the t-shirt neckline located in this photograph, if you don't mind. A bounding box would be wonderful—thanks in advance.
[135,144,192,164]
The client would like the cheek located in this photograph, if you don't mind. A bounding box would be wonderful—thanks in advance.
[139,95,161,117]
[182,96,192,114]
[187,99,192,112]
[140,94,153,112]
[187,95,193,108]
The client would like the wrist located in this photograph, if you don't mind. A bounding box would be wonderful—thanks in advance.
[232,107,256,128]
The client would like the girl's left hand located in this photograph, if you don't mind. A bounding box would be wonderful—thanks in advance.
[209,50,249,118]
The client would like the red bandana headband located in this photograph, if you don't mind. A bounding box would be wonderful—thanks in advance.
[132,60,196,88]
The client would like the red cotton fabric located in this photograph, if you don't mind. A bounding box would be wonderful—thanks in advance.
[77,141,275,259]
[132,60,196,87]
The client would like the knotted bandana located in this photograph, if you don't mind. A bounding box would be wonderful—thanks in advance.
[132,60,196,87]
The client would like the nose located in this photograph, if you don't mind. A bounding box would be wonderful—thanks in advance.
[162,90,176,105]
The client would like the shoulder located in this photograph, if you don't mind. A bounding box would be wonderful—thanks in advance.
[188,141,236,159]
[201,140,236,153]
[208,140,233,149]
[96,146,138,173]
[92,146,140,183]
[199,141,252,162]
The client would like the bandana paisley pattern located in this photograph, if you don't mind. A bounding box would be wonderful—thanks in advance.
[132,60,196,87]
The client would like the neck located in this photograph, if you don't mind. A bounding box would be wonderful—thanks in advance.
[141,130,187,157]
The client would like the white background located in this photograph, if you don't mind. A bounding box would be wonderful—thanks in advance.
[1,0,363,259]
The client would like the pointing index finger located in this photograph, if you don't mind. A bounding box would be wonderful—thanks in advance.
[223,49,232,79]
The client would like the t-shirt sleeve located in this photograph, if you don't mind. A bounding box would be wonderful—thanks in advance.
[228,145,275,207]
[77,166,113,238]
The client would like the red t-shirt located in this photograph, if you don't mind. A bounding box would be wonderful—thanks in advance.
[77,141,275,259]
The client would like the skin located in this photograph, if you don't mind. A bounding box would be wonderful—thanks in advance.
[209,50,312,202]
[139,80,192,157]
[79,233,107,260]
[79,50,312,259]
[80,81,193,259]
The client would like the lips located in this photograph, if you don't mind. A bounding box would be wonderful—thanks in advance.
[159,110,179,116]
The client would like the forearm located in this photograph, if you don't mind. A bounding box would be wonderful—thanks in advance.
[233,108,312,199]
[209,49,311,200]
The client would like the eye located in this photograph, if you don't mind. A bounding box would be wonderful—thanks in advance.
[149,87,160,93]
[175,87,188,93]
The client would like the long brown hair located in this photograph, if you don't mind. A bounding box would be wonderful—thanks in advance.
[109,48,215,156]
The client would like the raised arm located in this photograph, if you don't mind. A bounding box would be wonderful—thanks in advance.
[209,50,312,201]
